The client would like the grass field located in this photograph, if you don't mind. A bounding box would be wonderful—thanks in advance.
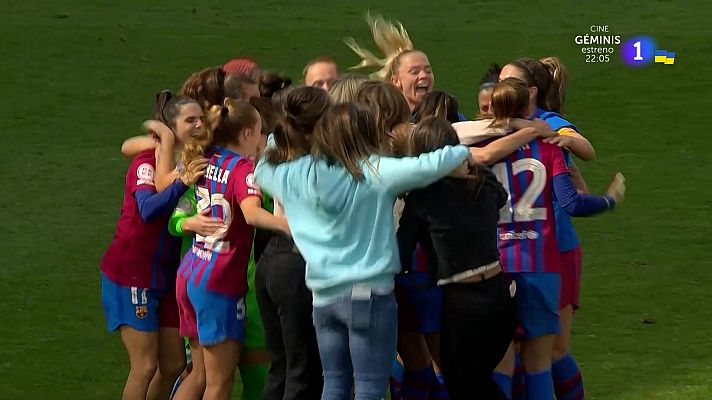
[1,1,710,399]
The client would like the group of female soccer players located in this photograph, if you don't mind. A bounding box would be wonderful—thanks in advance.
[100,13,626,400]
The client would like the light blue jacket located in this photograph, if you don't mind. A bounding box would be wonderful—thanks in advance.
[255,140,469,306]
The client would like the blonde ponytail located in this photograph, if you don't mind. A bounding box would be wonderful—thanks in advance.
[540,56,567,113]
[344,12,415,80]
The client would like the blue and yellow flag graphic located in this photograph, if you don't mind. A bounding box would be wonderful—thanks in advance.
[655,50,675,64]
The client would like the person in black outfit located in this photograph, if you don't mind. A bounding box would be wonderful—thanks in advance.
[254,87,329,400]
[397,117,517,400]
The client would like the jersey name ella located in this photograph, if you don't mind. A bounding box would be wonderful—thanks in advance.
[206,164,230,184]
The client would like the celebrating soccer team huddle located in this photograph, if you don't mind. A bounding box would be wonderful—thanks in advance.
[100,13,626,400]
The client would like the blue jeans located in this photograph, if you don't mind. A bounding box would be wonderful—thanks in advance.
[313,292,398,400]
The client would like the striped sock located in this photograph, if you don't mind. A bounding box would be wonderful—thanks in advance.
[512,354,526,399]
[491,372,512,399]
[429,370,449,400]
[402,365,433,400]
[390,358,405,400]
[525,370,553,400]
[552,353,585,400]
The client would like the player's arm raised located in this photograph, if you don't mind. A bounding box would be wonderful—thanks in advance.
[121,134,157,158]
[144,120,181,191]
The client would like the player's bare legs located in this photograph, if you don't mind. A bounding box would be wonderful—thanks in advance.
[203,340,241,400]
[120,326,159,400]
[553,306,574,360]
[173,340,206,400]
[522,336,554,372]
[398,331,432,370]
[494,342,516,377]
[147,327,186,400]
[424,333,441,371]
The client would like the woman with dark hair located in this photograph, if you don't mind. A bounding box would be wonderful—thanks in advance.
[413,90,461,124]
[397,116,517,400]
[100,94,207,400]
[498,57,601,399]
[476,64,501,118]
[483,78,624,400]
[255,102,470,400]
[254,87,330,400]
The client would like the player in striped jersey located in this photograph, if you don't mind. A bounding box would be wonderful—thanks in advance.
[101,95,208,400]
[483,78,624,400]
[176,99,289,400]
[500,57,614,400]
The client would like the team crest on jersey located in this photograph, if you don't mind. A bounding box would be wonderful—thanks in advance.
[246,173,259,195]
[135,305,149,319]
[136,163,156,186]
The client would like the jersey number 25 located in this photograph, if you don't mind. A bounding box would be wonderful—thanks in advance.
[195,186,232,252]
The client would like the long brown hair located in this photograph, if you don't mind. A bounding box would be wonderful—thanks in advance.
[389,122,414,157]
[412,90,461,124]
[490,78,530,129]
[249,96,279,135]
[182,98,259,166]
[265,86,330,164]
[312,103,379,180]
[410,117,460,155]
[507,56,567,113]
[356,80,410,154]
[410,117,487,199]
[180,66,226,110]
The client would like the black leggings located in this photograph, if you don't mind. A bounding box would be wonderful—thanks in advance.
[255,235,323,400]
[440,273,517,400]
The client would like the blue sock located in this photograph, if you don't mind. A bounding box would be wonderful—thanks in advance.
[403,365,434,400]
[552,353,584,400]
[513,354,525,399]
[390,358,405,400]
[492,372,512,399]
[525,370,553,400]
[429,369,449,400]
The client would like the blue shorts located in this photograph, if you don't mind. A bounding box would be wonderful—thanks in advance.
[512,272,560,340]
[395,271,442,334]
[181,278,246,346]
[101,272,162,332]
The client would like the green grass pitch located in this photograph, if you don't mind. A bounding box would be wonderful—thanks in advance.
[0,1,709,398]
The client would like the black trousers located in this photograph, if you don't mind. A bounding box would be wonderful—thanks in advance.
[255,235,323,400]
[440,273,517,400]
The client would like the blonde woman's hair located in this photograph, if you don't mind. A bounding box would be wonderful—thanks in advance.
[182,98,259,167]
[344,12,415,80]
[540,56,567,114]
[328,74,372,104]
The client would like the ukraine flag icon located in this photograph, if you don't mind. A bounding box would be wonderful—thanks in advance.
[665,52,676,64]
[655,50,676,64]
